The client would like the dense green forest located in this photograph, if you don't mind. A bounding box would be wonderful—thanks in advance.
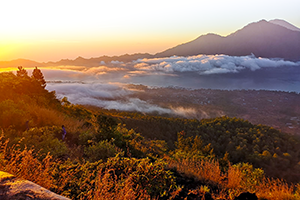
[1,68,300,199]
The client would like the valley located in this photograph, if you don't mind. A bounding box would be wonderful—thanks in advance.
[125,85,300,135]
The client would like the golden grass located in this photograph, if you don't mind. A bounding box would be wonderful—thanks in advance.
[93,169,152,200]
[0,137,54,189]
[166,157,298,200]
[167,157,224,185]
[256,178,296,200]
[25,104,84,129]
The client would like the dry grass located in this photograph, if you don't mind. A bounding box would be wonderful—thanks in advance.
[256,178,296,200]
[166,157,298,200]
[227,165,242,189]
[0,137,54,189]
[26,104,84,129]
[167,157,224,185]
[93,169,153,200]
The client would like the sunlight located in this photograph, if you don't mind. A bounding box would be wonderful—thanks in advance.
[0,67,17,72]
[0,43,15,61]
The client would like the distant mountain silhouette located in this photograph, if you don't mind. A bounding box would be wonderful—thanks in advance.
[0,54,153,68]
[155,20,300,61]
[0,59,41,68]
[269,19,300,32]
[48,53,153,67]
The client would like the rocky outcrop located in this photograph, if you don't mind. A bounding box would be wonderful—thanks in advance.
[0,171,70,200]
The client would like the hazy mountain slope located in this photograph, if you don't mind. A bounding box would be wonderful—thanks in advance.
[156,20,300,61]
[0,59,42,68]
[0,53,153,68]
[46,53,153,67]
[269,19,300,32]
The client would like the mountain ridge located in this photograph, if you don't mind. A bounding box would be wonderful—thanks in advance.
[269,19,300,32]
[1,19,299,67]
[155,19,300,61]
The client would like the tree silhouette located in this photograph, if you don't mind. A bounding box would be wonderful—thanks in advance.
[16,66,28,78]
[32,67,46,88]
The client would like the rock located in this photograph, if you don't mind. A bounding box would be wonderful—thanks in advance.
[234,192,258,200]
[0,171,70,200]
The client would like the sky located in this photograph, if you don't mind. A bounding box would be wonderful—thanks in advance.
[1,0,300,62]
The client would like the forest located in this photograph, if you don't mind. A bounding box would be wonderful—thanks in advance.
[1,67,300,199]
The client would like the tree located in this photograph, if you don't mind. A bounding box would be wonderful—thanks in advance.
[16,66,28,78]
[32,67,46,88]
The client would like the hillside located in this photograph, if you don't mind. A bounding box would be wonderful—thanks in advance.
[1,69,300,199]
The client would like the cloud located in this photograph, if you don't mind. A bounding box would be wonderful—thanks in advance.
[46,82,175,114]
[85,66,126,75]
[46,82,203,117]
[41,54,300,116]
[46,82,130,100]
[171,107,197,118]
[111,60,124,65]
[133,54,298,75]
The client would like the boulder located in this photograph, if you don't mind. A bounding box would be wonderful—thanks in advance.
[0,171,70,200]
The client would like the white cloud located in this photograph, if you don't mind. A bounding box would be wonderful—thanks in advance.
[46,82,203,117]
[111,60,124,65]
[46,82,175,114]
[133,54,298,75]
[42,54,300,116]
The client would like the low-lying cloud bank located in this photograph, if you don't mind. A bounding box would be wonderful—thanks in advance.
[46,82,174,115]
[134,54,298,75]
[44,54,300,116]
[46,82,203,118]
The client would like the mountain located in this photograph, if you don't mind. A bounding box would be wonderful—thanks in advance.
[0,53,153,68]
[47,53,153,67]
[0,59,42,68]
[155,20,300,61]
[269,19,300,32]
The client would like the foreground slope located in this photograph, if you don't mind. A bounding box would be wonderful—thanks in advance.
[1,69,300,199]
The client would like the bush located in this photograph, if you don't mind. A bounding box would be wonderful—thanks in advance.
[19,126,68,158]
[84,140,123,162]
[103,156,176,197]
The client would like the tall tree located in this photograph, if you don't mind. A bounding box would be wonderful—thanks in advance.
[32,67,46,88]
[16,66,28,78]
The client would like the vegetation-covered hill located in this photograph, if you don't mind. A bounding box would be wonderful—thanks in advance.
[1,68,300,199]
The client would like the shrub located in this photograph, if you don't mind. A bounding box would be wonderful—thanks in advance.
[103,156,177,198]
[84,140,123,162]
[19,126,68,158]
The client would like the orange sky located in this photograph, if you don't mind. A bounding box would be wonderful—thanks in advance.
[1,0,299,62]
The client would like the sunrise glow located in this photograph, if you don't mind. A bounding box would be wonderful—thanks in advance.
[0,0,299,62]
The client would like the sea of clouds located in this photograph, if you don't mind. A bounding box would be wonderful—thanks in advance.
[133,54,298,75]
[44,54,299,116]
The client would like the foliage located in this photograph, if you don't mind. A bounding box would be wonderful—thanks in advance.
[32,66,46,88]
[51,160,101,199]
[94,169,152,200]
[18,126,68,158]
[84,140,123,162]
[1,69,300,199]
[16,66,28,78]
[102,156,177,197]
[114,113,300,182]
